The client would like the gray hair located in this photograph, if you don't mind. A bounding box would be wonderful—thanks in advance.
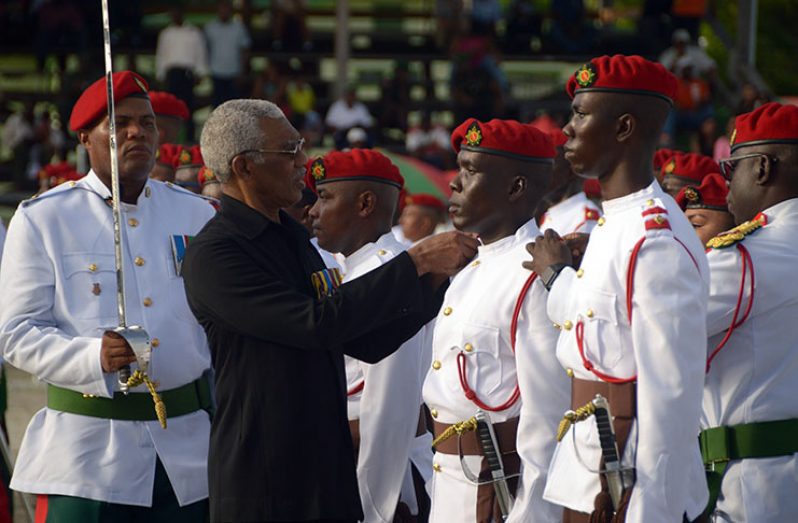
[200,99,285,182]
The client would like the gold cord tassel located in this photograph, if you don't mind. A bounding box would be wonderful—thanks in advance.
[556,401,596,442]
[126,370,168,429]
[431,416,478,449]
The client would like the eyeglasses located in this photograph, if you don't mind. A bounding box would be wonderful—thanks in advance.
[719,152,778,181]
[238,138,306,162]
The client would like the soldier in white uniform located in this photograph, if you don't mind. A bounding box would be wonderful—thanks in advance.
[539,130,601,236]
[527,55,710,523]
[423,118,568,522]
[700,102,798,522]
[307,149,429,523]
[0,71,215,522]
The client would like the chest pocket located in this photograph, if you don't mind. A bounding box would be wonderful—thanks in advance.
[62,253,118,321]
[454,322,507,396]
[579,288,630,370]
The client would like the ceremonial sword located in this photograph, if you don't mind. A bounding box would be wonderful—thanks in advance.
[592,394,634,510]
[100,0,152,393]
[474,410,514,520]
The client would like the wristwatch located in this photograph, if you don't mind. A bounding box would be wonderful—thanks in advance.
[540,263,568,292]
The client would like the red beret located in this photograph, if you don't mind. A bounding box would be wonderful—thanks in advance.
[305,149,404,193]
[39,161,83,188]
[148,91,190,120]
[451,118,555,163]
[549,129,568,148]
[675,172,728,212]
[197,166,218,187]
[567,55,677,104]
[653,148,677,171]
[405,193,446,211]
[176,145,203,169]
[730,102,798,153]
[397,187,409,214]
[156,143,183,168]
[661,152,720,184]
[69,71,150,132]
[583,179,601,200]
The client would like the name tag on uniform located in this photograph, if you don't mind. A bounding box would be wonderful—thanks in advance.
[171,235,194,276]
[310,268,343,299]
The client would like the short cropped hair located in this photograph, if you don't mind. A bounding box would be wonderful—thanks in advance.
[200,99,285,182]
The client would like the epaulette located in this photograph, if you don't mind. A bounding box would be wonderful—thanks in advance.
[162,181,220,208]
[706,212,768,249]
[585,207,600,221]
[19,180,87,208]
[640,198,672,233]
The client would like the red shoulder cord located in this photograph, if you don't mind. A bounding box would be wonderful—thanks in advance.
[347,380,365,396]
[705,244,755,372]
[456,272,538,411]
[575,207,700,383]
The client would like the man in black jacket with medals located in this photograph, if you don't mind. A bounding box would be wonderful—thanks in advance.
[183,99,477,523]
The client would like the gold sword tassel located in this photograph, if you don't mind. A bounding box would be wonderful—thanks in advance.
[556,400,597,442]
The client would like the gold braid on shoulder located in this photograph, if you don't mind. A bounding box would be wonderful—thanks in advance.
[126,370,167,429]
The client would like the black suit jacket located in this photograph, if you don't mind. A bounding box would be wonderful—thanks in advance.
[182,195,445,522]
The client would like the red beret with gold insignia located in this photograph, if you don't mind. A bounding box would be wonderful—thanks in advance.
[197,166,218,187]
[176,145,203,169]
[405,193,446,211]
[653,148,677,171]
[730,102,798,153]
[675,172,728,211]
[69,71,150,132]
[566,55,677,104]
[451,118,555,163]
[156,143,183,168]
[661,152,720,184]
[148,91,190,120]
[304,149,404,193]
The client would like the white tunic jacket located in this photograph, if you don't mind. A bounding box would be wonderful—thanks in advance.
[543,181,710,522]
[423,219,568,522]
[540,191,601,236]
[343,232,426,523]
[0,172,215,506]
[703,198,798,522]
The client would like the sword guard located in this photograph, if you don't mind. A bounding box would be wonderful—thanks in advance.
[113,326,151,392]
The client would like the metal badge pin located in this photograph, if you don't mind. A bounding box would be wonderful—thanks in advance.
[92,283,102,296]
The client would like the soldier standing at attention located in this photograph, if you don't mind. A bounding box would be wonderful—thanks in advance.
[423,118,569,522]
[701,102,798,522]
[0,71,216,522]
[527,55,710,522]
[307,148,427,523]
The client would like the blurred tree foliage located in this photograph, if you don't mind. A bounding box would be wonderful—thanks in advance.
[708,0,798,95]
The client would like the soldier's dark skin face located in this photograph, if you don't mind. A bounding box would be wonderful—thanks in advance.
[449,150,515,244]
[309,181,362,255]
[562,92,620,180]
[79,96,158,204]
[685,208,735,244]
[725,147,777,225]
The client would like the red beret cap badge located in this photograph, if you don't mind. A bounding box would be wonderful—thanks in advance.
[179,150,192,165]
[684,186,699,203]
[665,159,676,174]
[311,158,326,180]
[465,122,483,147]
[575,63,597,88]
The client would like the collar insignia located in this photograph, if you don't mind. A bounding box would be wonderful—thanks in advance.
[575,63,597,88]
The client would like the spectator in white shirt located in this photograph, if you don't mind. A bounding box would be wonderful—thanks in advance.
[204,1,251,107]
[405,113,452,169]
[325,88,375,149]
[155,6,209,141]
